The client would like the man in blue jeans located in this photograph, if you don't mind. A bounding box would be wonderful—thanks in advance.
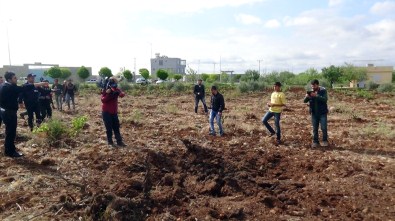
[304,79,329,148]
[209,86,225,136]
[262,82,286,145]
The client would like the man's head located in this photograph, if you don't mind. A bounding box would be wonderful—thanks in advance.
[5,71,17,85]
[211,85,218,95]
[0,76,3,84]
[54,79,58,84]
[310,79,320,91]
[27,73,36,83]
[274,82,282,92]
[197,79,202,85]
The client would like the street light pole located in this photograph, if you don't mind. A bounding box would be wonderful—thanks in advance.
[257,59,263,75]
[5,20,12,65]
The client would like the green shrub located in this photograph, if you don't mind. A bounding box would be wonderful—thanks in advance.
[119,82,132,91]
[172,82,185,92]
[377,83,393,92]
[166,82,175,90]
[147,84,156,92]
[71,116,88,136]
[366,81,379,90]
[33,119,68,143]
[238,82,249,93]
[356,89,373,99]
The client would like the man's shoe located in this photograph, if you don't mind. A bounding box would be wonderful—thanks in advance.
[311,142,319,148]
[268,132,275,137]
[117,142,127,147]
[209,132,216,136]
[321,141,329,147]
[5,152,24,158]
[276,140,282,145]
[219,133,224,137]
[108,142,116,147]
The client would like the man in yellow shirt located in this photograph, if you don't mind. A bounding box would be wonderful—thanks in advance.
[262,82,286,145]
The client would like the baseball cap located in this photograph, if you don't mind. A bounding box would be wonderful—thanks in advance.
[27,73,36,78]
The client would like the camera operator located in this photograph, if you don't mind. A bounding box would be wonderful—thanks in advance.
[101,77,126,147]
[304,79,329,148]
[18,73,42,131]
[193,79,208,114]
[0,72,48,157]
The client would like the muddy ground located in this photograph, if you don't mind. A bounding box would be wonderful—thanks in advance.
[0,88,394,220]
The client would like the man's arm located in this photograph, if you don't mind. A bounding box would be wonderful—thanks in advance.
[315,90,328,103]
[218,95,225,113]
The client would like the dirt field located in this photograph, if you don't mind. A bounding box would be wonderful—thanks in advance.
[0,88,394,220]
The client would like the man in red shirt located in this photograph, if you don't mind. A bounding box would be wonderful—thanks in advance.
[101,77,126,147]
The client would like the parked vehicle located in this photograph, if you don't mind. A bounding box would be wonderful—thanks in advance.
[85,79,97,83]
[156,80,167,84]
[136,78,147,84]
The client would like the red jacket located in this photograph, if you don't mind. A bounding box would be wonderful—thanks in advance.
[101,88,125,114]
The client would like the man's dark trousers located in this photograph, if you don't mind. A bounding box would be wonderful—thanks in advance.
[102,111,122,144]
[1,110,17,155]
[26,104,41,130]
[194,96,208,113]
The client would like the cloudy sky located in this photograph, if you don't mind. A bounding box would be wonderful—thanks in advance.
[0,0,394,75]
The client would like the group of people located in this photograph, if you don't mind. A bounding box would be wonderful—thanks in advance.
[194,79,329,148]
[0,71,328,158]
[0,72,78,157]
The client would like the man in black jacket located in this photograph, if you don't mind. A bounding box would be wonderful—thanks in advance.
[0,72,47,157]
[209,86,225,136]
[193,79,208,114]
[18,73,42,131]
[303,79,329,148]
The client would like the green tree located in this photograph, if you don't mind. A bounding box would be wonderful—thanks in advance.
[220,72,230,83]
[201,73,209,82]
[77,66,90,80]
[139,68,150,80]
[322,65,342,88]
[46,67,62,79]
[60,68,72,79]
[341,63,367,83]
[122,69,133,81]
[241,70,260,82]
[173,74,182,81]
[157,69,169,80]
[186,67,198,82]
[392,70,395,82]
[99,67,113,78]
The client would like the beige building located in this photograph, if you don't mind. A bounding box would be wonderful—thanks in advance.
[350,64,393,88]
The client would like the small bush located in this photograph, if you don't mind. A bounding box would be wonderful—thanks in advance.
[119,82,132,91]
[356,89,373,100]
[147,84,156,92]
[238,82,249,93]
[172,82,185,92]
[366,81,379,90]
[166,82,175,90]
[71,116,88,136]
[33,119,68,143]
[377,83,393,92]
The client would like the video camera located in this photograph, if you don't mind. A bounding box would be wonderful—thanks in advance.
[307,90,313,96]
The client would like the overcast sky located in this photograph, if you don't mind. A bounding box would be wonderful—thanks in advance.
[0,0,394,75]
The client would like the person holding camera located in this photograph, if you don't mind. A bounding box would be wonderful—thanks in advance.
[0,72,48,157]
[262,82,286,145]
[304,79,329,148]
[101,77,126,147]
[193,79,208,114]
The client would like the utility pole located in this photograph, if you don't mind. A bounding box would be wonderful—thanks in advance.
[257,59,263,75]
[219,56,222,82]
[213,62,217,74]
[133,57,136,83]
[6,20,12,65]
[198,60,200,75]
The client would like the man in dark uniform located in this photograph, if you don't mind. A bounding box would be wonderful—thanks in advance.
[38,80,53,120]
[193,79,208,114]
[0,76,4,129]
[0,72,47,157]
[19,73,42,131]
